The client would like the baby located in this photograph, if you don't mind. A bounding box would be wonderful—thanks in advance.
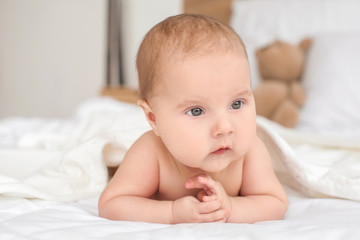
[98,14,288,224]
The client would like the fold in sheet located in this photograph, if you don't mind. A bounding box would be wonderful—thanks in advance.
[257,116,360,201]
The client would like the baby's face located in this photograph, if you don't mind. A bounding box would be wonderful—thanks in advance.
[148,53,257,173]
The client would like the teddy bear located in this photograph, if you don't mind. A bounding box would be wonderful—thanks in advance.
[253,38,312,128]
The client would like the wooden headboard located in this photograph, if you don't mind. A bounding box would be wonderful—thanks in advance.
[101,87,139,104]
[184,0,233,24]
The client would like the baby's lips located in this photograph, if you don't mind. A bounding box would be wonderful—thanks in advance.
[211,147,230,155]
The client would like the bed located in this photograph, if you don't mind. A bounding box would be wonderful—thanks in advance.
[1,0,360,239]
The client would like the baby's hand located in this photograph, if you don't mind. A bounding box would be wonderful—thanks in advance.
[185,175,232,221]
[171,196,228,223]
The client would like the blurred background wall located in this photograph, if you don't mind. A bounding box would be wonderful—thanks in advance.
[117,0,182,90]
[0,0,108,118]
[0,0,229,118]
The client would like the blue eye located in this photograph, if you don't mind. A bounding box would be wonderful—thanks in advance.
[231,100,243,110]
[186,108,203,116]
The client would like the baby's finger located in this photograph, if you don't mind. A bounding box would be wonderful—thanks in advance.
[185,175,207,190]
[200,208,228,223]
[213,218,227,223]
[186,174,218,192]
[197,190,207,202]
[197,175,217,191]
[197,200,220,214]
[202,194,217,202]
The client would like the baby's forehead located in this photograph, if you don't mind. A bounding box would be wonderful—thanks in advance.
[161,49,248,72]
[157,51,249,83]
[148,53,250,106]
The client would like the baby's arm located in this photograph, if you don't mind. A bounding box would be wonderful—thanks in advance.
[98,131,228,223]
[230,135,288,223]
[229,135,288,222]
[186,136,288,223]
[98,131,170,222]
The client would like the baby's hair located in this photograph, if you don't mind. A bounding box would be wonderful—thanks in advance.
[136,14,247,100]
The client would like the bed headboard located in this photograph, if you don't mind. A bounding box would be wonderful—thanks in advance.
[184,0,233,24]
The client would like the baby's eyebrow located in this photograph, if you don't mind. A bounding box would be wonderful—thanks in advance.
[176,97,206,109]
[232,89,253,98]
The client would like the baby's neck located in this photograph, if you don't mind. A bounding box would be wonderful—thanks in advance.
[171,156,224,181]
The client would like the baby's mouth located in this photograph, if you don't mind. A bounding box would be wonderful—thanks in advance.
[211,147,230,155]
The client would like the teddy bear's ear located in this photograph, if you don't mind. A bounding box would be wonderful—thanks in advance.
[256,42,271,57]
[299,38,312,52]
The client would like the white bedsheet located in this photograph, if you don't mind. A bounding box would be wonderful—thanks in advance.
[257,118,360,201]
[1,189,360,240]
[1,97,360,239]
[0,98,150,201]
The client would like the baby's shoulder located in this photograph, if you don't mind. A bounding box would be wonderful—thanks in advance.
[130,130,167,155]
[136,130,162,146]
[244,135,270,162]
[119,130,166,169]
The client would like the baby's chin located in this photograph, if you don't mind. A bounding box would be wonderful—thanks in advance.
[202,151,245,173]
[199,158,233,173]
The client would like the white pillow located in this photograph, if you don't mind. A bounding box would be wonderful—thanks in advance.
[297,32,360,138]
[230,0,360,88]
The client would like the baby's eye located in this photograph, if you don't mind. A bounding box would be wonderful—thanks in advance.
[230,100,243,110]
[186,108,204,117]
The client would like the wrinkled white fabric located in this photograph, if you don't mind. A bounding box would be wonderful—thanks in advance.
[0,97,150,201]
[257,117,360,201]
[0,97,359,202]
[1,191,360,240]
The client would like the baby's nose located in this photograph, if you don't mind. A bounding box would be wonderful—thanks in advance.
[211,114,234,137]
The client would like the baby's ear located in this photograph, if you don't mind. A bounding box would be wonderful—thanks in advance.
[137,99,159,136]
